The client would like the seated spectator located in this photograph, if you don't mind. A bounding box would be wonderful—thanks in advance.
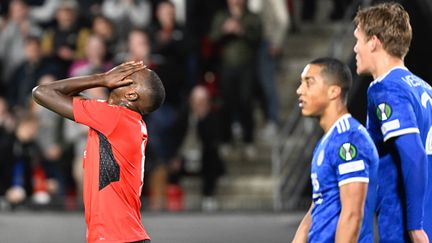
[0,0,42,91]
[41,0,89,78]
[31,75,64,207]
[8,36,55,112]
[68,34,113,77]
[90,15,117,60]
[101,0,151,42]
[0,97,16,199]
[5,113,47,207]
[114,28,153,66]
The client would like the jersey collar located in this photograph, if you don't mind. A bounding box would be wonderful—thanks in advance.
[321,113,352,144]
[374,66,408,83]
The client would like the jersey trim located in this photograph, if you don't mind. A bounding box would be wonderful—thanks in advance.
[383,127,420,142]
[339,177,369,187]
[369,66,408,88]
[323,114,352,142]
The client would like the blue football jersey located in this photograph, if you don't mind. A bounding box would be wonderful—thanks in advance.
[309,114,378,243]
[367,67,432,242]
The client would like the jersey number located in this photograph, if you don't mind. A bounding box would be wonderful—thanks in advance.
[421,92,432,108]
[421,92,432,155]
[426,126,432,155]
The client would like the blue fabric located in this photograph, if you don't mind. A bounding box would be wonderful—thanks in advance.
[366,67,432,241]
[308,115,378,243]
[394,133,427,230]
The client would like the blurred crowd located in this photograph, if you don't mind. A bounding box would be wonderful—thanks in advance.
[0,0,294,212]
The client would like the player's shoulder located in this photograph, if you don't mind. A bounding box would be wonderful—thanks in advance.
[332,115,361,134]
[331,115,370,142]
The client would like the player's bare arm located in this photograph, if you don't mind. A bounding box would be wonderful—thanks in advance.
[292,203,313,243]
[32,61,145,120]
[335,182,367,243]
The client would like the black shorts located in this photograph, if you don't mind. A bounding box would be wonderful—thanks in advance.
[130,240,151,243]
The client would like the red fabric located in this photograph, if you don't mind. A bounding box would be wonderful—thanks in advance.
[73,98,150,243]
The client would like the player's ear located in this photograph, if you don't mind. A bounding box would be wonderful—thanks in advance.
[328,85,341,100]
[369,35,380,52]
[125,90,139,102]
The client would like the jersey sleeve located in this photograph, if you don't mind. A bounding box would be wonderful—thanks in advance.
[368,81,419,142]
[73,97,121,136]
[332,131,374,187]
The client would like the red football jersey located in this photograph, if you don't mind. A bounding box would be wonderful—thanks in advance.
[73,98,150,243]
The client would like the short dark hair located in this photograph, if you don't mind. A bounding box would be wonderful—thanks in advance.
[146,70,165,112]
[310,57,352,104]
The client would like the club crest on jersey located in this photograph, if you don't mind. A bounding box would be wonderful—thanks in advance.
[376,103,392,121]
[339,143,357,161]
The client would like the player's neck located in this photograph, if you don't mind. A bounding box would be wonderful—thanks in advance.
[320,104,349,133]
[372,54,405,79]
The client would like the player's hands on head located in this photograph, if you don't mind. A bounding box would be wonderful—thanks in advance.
[103,61,146,89]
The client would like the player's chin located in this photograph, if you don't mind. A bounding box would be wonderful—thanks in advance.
[356,65,367,75]
[300,108,312,117]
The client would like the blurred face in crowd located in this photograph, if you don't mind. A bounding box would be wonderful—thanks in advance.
[9,0,28,22]
[190,86,211,118]
[56,6,77,29]
[16,118,39,143]
[85,35,107,62]
[227,0,246,14]
[128,30,151,61]
[157,2,176,29]
[25,38,42,63]
[92,16,114,40]
[297,64,331,117]
[0,97,8,115]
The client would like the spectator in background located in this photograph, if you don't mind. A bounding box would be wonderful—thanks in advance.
[41,0,88,78]
[102,0,152,42]
[183,0,227,90]
[5,113,47,206]
[114,28,153,66]
[209,0,261,159]
[0,0,42,92]
[179,86,225,211]
[68,34,113,78]
[249,0,289,142]
[8,36,54,112]
[0,97,16,199]
[90,15,117,60]
[28,0,60,26]
[145,0,188,211]
[32,75,64,205]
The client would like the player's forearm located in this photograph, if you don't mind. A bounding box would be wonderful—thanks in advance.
[335,211,363,243]
[32,73,105,120]
[40,73,105,97]
[292,205,312,243]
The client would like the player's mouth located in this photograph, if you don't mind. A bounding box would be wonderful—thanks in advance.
[298,98,305,108]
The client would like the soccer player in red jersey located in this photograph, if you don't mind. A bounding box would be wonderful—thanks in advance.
[32,61,165,243]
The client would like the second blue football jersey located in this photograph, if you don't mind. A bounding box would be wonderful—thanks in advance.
[367,67,432,242]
